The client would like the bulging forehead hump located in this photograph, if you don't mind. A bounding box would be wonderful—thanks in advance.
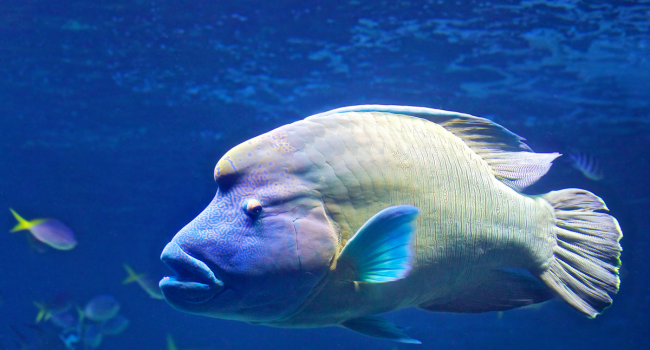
[213,123,317,190]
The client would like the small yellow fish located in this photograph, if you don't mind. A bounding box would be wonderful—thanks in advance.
[122,264,164,299]
[33,293,73,323]
[9,209,77,250]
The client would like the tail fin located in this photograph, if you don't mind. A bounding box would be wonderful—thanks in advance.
[122,264,144,284]
[9,209,44,232]
[33,302,49,323]
[540,189,622,318]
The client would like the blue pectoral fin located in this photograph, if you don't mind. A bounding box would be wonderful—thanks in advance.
[341,316,421,344]
[339,205,419,283]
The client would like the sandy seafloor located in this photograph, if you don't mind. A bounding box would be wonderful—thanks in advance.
[0,1,648,349]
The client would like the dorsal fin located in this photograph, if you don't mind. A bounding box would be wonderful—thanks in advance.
[309,105,560,191]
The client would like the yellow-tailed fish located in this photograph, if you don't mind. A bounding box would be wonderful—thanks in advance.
[33,293,73,323]
[122,264,164,299]
[9,209,77,250]
[159,105,622,344]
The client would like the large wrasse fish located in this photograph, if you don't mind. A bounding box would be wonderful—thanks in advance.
[159,105,622,344]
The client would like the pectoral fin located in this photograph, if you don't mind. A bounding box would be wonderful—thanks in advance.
[420,268,553,313]
[338,205,419,283]
[341,316,421,344]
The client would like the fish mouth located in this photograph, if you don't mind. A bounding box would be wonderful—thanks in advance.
[159,241,225,304]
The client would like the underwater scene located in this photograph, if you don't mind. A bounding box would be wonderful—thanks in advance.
[1,1,648,349]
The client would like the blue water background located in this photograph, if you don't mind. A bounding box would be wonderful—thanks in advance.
[1,1,648,349]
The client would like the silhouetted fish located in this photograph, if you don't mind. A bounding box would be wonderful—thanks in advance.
[100,315,129,335]
[34,293,73,323]
[49,310,79,331]
[569,152,604,181]
[83,295,120,322]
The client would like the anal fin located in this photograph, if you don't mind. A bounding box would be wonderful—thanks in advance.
[420,268,553,313]
[341,316,421,344]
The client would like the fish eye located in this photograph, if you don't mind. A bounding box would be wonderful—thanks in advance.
[244,199,263,217]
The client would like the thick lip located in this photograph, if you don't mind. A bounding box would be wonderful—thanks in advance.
[159,241,225,304]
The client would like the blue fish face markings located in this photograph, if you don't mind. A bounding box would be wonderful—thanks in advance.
[161,164,338,323]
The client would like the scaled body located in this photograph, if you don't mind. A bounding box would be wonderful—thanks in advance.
[160,106,622,343]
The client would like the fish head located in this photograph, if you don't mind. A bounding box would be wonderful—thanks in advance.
[160,126,339,323]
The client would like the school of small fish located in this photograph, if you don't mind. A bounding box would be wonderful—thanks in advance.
[5,214,161,348]
[25,293,129,350]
